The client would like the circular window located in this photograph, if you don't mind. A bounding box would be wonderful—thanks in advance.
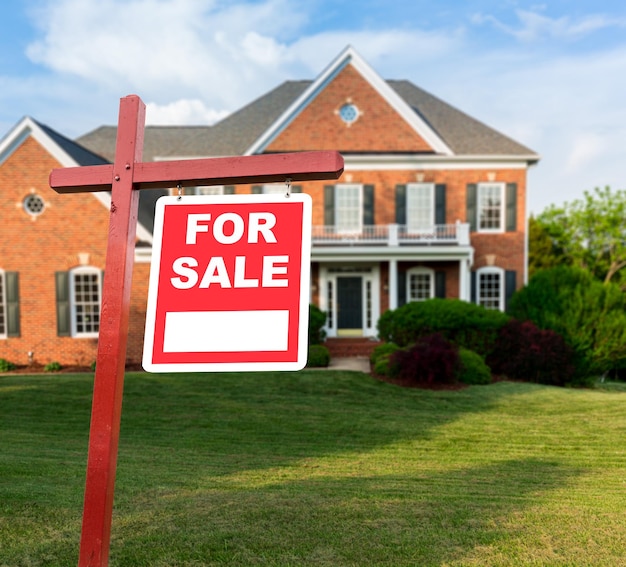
[23,193,46,216]
[338,103,359,124]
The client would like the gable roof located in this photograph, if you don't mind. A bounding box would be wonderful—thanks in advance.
[78,48,538,163]
[245,45,453,156]
[0,116,156,242]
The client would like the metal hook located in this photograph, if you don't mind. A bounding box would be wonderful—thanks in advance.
[285,178,292,198]
[177,183,183,201]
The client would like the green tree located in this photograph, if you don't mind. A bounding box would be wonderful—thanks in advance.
[536,186,626,288]
[528,215,570,278]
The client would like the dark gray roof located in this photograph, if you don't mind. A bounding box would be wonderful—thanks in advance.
[77,78,537,162]
[36,119,109,166]
[388,80,537,157]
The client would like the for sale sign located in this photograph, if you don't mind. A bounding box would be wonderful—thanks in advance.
[142,193,312,372]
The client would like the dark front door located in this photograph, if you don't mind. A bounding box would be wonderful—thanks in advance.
[337,276,363,330]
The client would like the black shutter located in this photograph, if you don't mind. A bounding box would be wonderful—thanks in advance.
[466,184,477,232]
[363,184,374,226]
[395,184,407,225]
[251,185,262,194]
[291,185,302,193]
[505,270,517,311]
[470,270,477,304]
[435,271,446,299]
[183,186,195,196]
[435,184,446,225]
[55,271,71,337]
[398,269,407,307]
[324,185,335,226]
[506,183,517,232]
[224,185,235,195]
[6,272,20,337]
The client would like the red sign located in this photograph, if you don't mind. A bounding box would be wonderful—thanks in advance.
[143,193,312,372]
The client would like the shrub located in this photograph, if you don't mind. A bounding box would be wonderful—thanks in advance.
[44,361,63,373]
[369,342,401,365]
[308,304,327,345]
[487,319,579,387]
[458,348,492,385]
[0,358,16,372]
[307,344,330,367]
[390,333,460,387]
[377,298,509,357]
[508,266,626,376]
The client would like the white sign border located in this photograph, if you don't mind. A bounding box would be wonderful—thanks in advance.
[142,193,312,373]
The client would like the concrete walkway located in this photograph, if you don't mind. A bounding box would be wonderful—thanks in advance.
[326,356,371,373]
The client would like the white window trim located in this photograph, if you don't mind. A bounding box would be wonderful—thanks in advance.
[69,266,103,338]
[0,270,6,339]
[262,184,288,195]
[406,183,435,233]
[476,266,505,311]
[335,184,363,234]
[407,267,434,302]
[477,182,505,233]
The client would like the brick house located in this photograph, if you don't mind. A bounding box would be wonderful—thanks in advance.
[0,46,538,366]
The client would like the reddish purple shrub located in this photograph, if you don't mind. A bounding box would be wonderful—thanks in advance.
[486,320,576,386]
[391,333,460,386]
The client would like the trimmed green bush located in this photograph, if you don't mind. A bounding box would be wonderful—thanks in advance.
[0,358,16,372]
[370,342,401,365]
[306,344,330,367]
[377,298,509,357]
[44,361,62,373]
[457,348,492,385]
[308,304,327,345]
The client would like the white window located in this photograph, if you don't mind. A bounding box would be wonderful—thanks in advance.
[406,183,434,232]
[262,184,289,195]
[476,267,504,310]
[478,183,505,232]
[0,270,6,339]
[192,186,224,195]
[335,184,362,233]
[407,268,434,302]
[70,267,102,338]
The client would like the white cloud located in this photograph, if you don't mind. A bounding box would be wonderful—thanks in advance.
[145,99,228,125]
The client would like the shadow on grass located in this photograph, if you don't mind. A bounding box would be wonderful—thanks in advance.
[110,458,581,566]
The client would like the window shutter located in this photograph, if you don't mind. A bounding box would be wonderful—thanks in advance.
[363,185,375,226]
[435,271,446,299]
[183,186,195,196]
[251,185,262,194]
[470,270,477,304]
[55,271,71,337]
[398,269,407,307]
[435,184,446,225]
[395,185,407,225]
[6,272,20,337]
[466,184,477,232]
[224,185,235,195]
[505,270,517,311]
[291,185,302,193]
[324,185,335,226]
[506,183,517,232]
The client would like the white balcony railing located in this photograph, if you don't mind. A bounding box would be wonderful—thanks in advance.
[311,222,470,246]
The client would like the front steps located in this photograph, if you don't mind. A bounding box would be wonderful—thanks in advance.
[324,337,381,358]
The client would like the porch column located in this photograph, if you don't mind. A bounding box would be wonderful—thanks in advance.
[389,259,398,310]
[459,258,469,301]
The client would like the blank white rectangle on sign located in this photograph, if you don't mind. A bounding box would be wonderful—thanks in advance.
[163,310,289,353]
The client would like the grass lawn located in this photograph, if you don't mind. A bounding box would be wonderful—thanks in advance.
[1,370,626,566]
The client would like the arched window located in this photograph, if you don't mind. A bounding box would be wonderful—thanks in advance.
[407,267,434,302]
[476,266,505,310]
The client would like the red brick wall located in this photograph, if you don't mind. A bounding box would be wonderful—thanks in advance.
[267,65,433,153]
[0,136,148,367]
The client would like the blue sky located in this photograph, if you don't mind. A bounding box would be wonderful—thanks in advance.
[1,0,625,213]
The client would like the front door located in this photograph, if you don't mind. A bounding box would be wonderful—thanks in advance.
[337,276,362,335]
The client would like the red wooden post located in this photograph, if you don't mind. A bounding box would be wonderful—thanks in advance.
[77,95,144,567]
[49,95,343,567]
